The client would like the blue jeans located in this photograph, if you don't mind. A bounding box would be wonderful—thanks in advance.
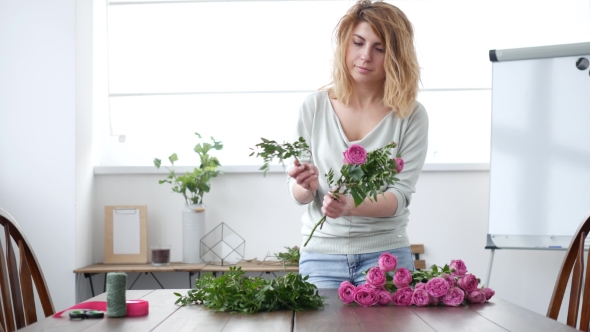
[299,246,414,289]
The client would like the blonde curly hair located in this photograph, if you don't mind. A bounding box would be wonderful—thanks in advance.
[329,0,420,118]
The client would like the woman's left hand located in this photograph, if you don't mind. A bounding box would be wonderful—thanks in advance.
[321,192,354,219]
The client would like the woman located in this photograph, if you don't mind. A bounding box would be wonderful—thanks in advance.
[287,0,428,288]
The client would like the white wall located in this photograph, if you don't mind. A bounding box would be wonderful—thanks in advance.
[0,0,77,314]
[92,170,571,322]
[75,0,95,276]
[93,172,305,264]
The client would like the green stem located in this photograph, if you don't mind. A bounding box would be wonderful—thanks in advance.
[168,166,189,205]
[304,215,326,247]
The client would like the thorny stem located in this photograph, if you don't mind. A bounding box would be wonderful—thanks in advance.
[304,215,326,247]
[303,187,345,247]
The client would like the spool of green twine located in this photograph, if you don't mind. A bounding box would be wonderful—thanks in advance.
[106,272,127,317]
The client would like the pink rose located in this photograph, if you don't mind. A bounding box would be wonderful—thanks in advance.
[392,287,414,306]
[343,144,367,165]
[442,287,465,306]
[442,274,456,288]
[378,252,398,272]
[426,277,450,298]
[467,290,487,304]
[376,289,393,306]
[457,274,478,293]
[481,287,495,301]
[354,286,379,307]
[393,268,413,288]
[394,157,404,173]
[449,259,468,276]
[366,267,387,288]
[415,282,426,290]
[412,288,431,306]
[338,281,356,304]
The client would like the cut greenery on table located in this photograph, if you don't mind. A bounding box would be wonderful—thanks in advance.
[154,132,223,205]
[250,138,404,246]
[174,267,325,313]
[274,246,300,265]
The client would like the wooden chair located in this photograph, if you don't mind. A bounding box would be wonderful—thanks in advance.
[0,208,54,332]
[547,212,590,330]
[410,244,426,270]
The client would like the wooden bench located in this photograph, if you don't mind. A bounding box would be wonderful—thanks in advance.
[75,244,426,296]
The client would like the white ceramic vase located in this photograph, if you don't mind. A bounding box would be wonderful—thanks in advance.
[182,203,206,263]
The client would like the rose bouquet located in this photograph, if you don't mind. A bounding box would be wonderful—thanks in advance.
[250,138,404,246]
[338,253,495,307]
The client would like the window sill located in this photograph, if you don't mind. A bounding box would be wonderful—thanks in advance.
[93,163,490,175]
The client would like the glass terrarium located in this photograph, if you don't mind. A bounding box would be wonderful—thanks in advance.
[200,223,245,265]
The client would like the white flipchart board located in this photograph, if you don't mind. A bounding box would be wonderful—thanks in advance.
[487,42,590,250]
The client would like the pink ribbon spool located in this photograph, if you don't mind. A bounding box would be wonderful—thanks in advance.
[52,300,149,318]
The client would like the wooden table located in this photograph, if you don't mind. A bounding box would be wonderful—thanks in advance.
[20,289,578,331]
[295,289,578,332]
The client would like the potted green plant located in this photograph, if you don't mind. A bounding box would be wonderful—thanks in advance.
[154,132,223,263]
[154,132,223,205]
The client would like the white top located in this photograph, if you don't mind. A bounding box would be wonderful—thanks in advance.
[287,91,429,254]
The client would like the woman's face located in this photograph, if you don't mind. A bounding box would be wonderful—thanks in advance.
[346,21,386,86]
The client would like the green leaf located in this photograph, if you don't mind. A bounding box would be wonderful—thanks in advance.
[201,183,211,193]
[350,188,364,207]
[194,144,204,154]
[154,158,161,168]
[169,153,178,164]
[201,143,212,154]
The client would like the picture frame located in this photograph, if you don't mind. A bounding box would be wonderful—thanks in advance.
[104,205,147,264]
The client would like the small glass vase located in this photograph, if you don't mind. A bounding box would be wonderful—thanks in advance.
[151,245,171,266]
[182,203,206,264]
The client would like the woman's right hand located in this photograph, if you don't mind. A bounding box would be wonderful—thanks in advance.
[288,159,319,194]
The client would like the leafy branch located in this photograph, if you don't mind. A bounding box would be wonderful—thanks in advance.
[249,137,311,175]
[174,266,325,313]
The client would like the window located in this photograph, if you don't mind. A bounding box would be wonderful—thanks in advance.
[97,0,590,167]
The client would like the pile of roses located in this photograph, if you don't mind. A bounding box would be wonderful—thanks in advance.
[338,253,495,307]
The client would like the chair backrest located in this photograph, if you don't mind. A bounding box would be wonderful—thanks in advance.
[0,208,54,332]
[547,212,590,330]
[410,244,426,270]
